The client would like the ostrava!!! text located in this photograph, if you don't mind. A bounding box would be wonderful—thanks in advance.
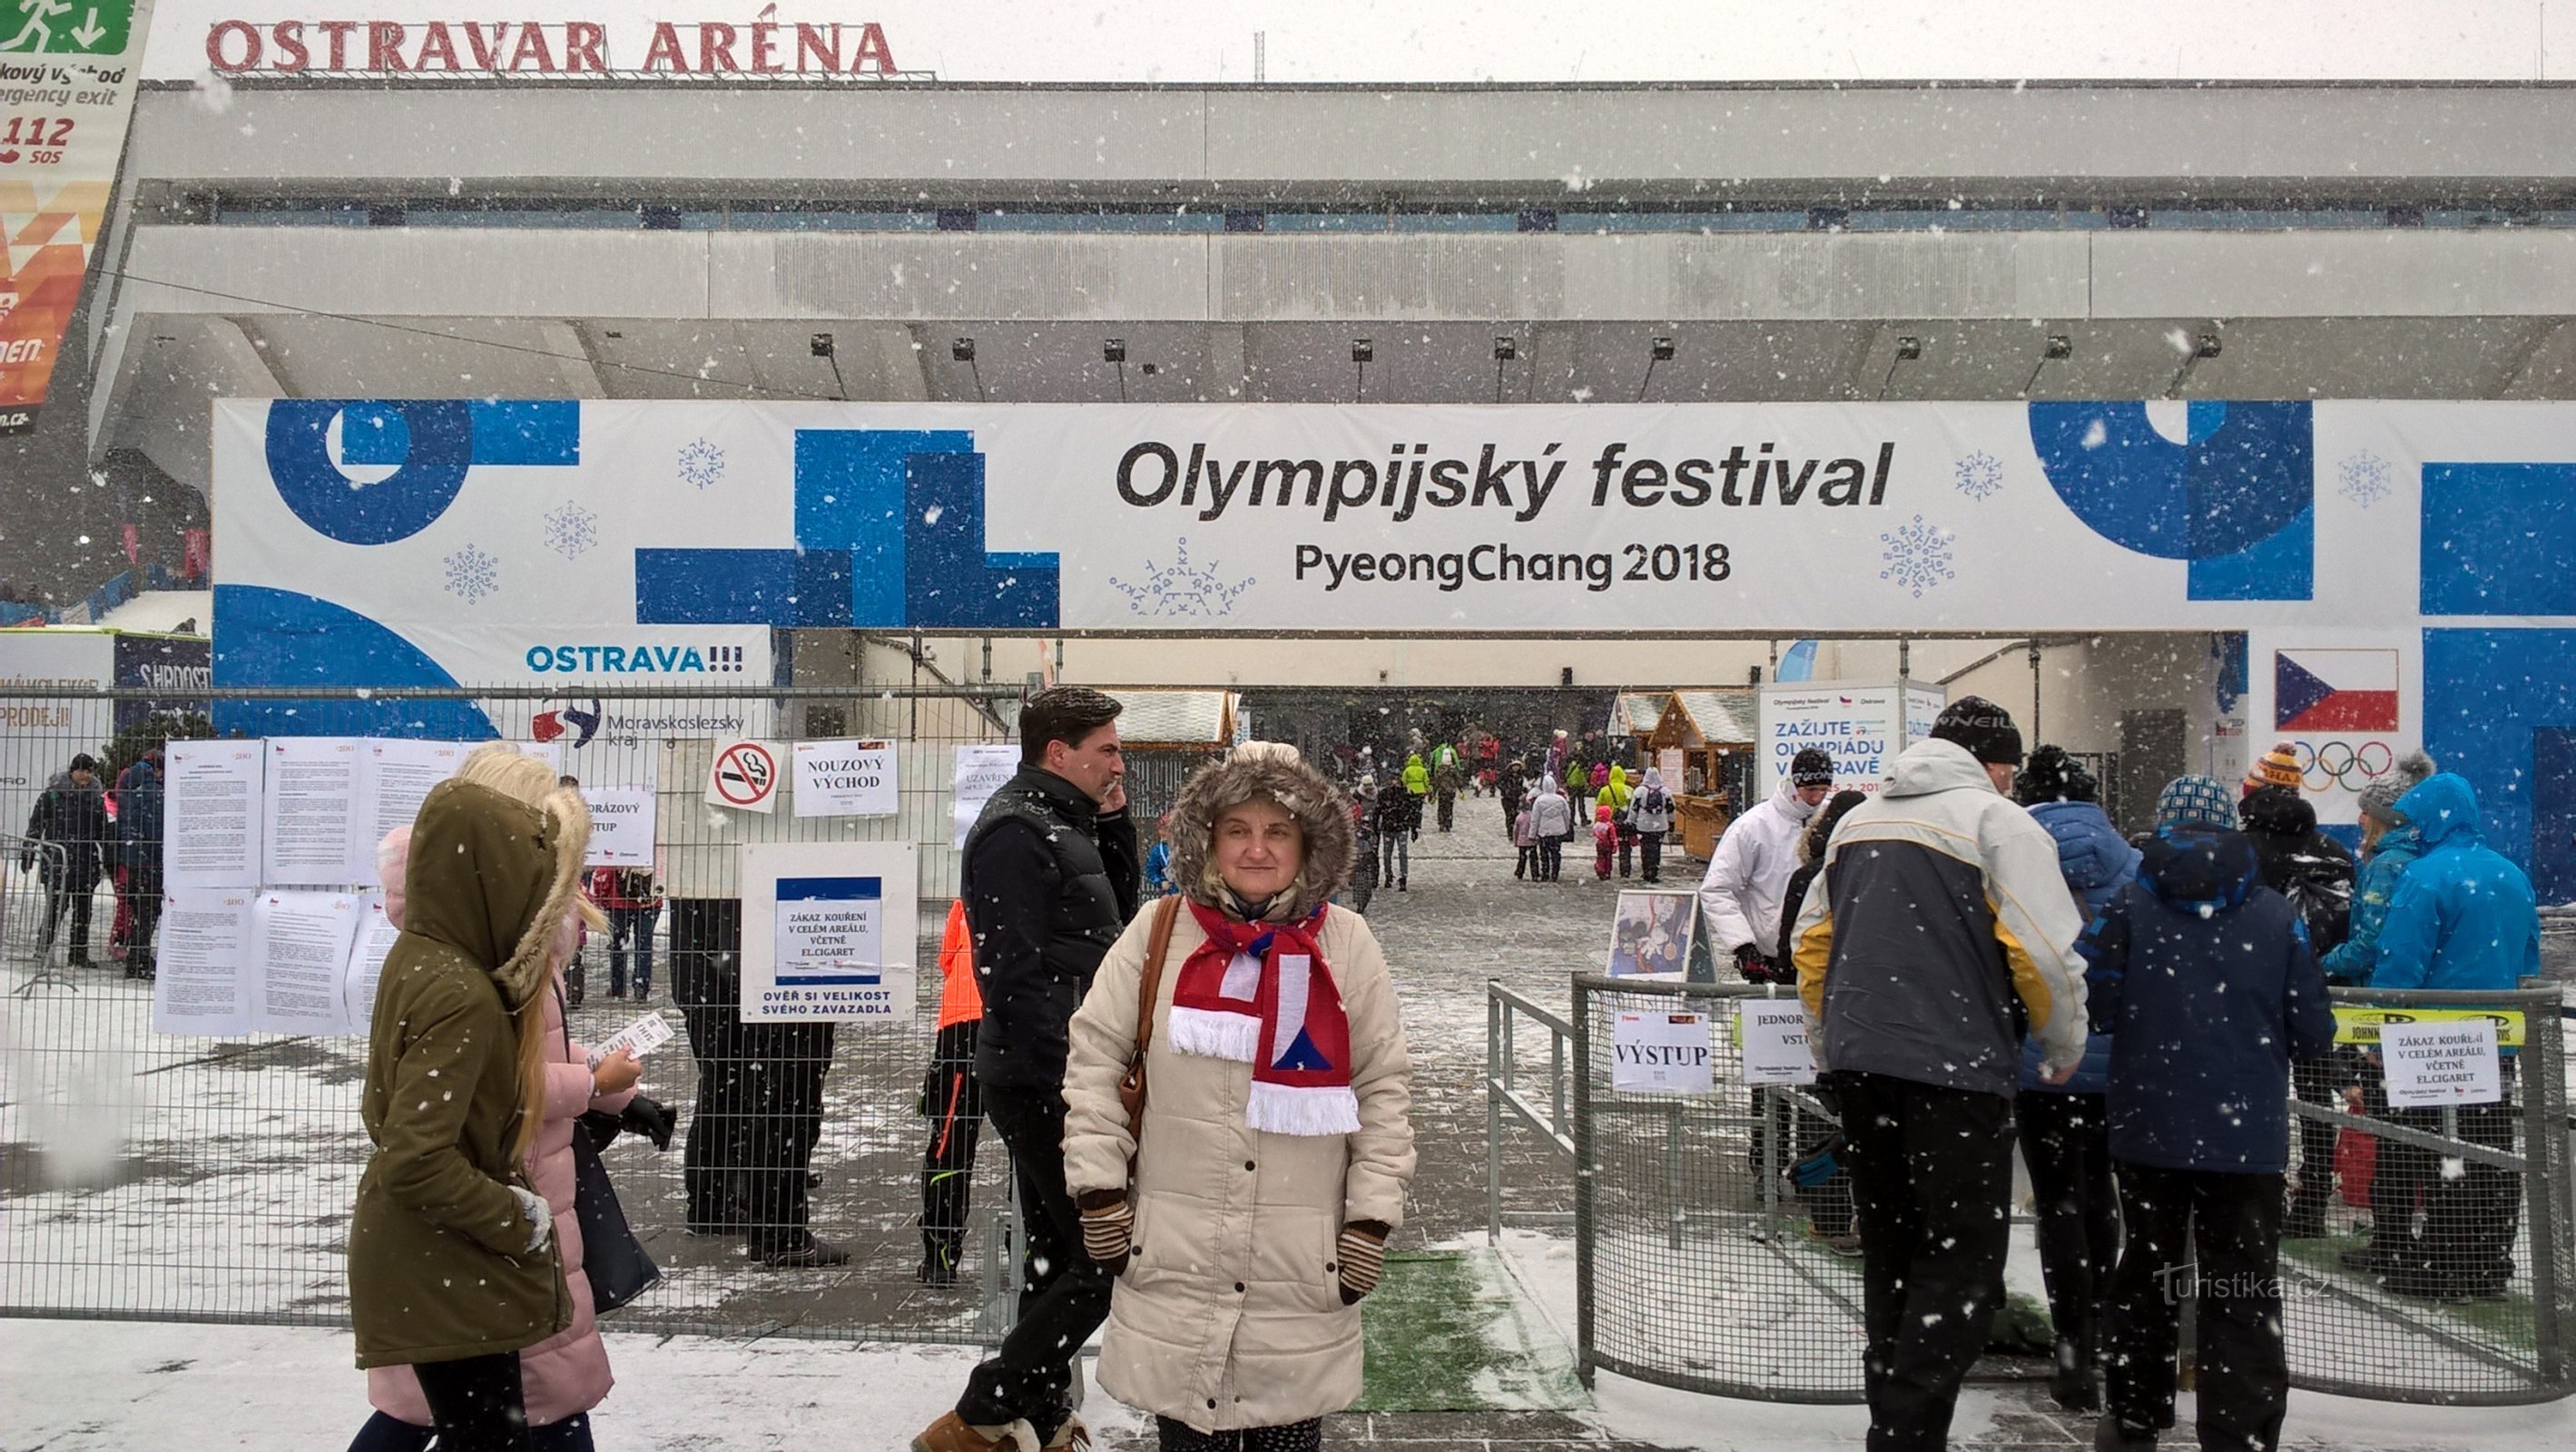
[1115,439,1895,525]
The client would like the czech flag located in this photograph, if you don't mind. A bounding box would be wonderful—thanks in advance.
[2274,649,2400,732]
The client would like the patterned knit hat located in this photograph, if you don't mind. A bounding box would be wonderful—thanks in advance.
[2356,750,2437,826]
[2158,774,2237,832]
[2243,741,2303,794]
[1790,748,1835,789]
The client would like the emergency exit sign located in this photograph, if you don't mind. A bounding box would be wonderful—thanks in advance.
[1,0,136,55]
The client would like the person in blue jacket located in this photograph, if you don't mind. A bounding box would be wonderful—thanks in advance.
[2011,746,2135,1412]
[2354,770,2539,1302]
[2315,751,2435,986]
[2086,775,2334,1452]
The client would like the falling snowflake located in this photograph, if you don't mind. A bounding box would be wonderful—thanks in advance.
[677,437,727,490]
[443,544,499,603]
[1953,450,2004,501]
[1110,538,1254,617]
[542,501,597,560]
[2338,450,2393,509]
[1879,515,1955,598]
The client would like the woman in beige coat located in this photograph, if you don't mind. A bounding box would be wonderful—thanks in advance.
[1063,743,1415,1452]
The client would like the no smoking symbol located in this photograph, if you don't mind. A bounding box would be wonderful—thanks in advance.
[714,742,776,806]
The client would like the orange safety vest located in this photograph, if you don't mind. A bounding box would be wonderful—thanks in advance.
[936,898,984,1030]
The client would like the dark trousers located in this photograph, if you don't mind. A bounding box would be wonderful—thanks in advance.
[1381,831,1409,886]
[1538,838,1563,881]
[2017,1090,2118,1379]
[1639,832,1664,883]
[123,861,163,974]
[38,864,99,960]
[921,1018,986,1270]
[1437,790,1456,830]
[672,899,835,1251]
[349,1409,595,1452]
[2104,1163,2287,1450]
[1617,824,1637,878]
[1155,1417,1323,1452]
[606,903,660,998]
[959,1084,1115,1440]
[407,1351,534,1452]
[1834,1072,2014,1452]
[2374,1060,2519,1291]
[1515,845,1536,878]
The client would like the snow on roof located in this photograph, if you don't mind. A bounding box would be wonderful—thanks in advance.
[1106,689,1234,745]
[1611,691,1669,736]
[1671,690,1758,744]
[93,590,211,636]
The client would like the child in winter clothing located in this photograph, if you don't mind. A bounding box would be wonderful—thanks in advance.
[1512,803,1539,881]
[1592,802,1618,880]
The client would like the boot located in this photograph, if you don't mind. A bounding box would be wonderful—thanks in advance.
[2094,1416,2157,1449]
[912,1413,1039,1452]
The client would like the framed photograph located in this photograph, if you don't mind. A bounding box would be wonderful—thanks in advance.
[1607,888,1697,980]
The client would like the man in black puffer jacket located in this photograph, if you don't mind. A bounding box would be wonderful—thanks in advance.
[2237,743,2355,1239]
[924,686,1142,1452]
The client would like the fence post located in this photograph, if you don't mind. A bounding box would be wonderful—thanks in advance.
[1487,981,1503,1245]
[2526,999,2571,1389]
[1571,976,1598,1389]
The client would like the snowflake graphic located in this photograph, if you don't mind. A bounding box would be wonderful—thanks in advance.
[543,501,598,560]
[443,544,499,603]
[677,437,727,490]
[1878,515,1955,598]
[1953,450,2004,501]
[2338,449,2394,509]
[1110,538,1255,618]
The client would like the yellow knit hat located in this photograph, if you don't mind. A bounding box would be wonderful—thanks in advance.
[2243,741,2303,793]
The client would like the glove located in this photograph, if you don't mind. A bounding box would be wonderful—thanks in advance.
[620,1094,678,1152]
[1078,1191,1136,1275]
[508,1185,553,1255]
[1336,1221,1390,1305]
[1734,943,1779,985]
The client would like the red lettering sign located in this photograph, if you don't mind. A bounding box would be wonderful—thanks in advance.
[202,17,903,76]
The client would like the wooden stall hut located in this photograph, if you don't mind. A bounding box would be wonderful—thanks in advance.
[1648,689,1760,860]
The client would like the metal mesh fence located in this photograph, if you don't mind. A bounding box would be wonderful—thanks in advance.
[2,685,1026,1342]
[2283,986,2574,1404]
[1572,976,1864,1403]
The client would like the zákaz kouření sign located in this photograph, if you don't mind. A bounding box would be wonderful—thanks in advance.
[202,14,899,75]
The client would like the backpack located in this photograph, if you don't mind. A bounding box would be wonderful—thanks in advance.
[2281,872,2353,957]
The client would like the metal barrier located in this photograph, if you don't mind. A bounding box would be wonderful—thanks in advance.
[2284,986,2574,1405]
[1484,978,1576,1241]
[1,684,1028,1345]
[1510,975,2576,1408]
[1570,975,1863,1403]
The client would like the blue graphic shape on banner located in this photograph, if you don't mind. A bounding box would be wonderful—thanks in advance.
[2422,626,2576,877]
[774,875,884,986]
[636,427,1059,630]
[634,548,855,628]
[1775,639,1819,683]
[2026,401,2314,600]
[906,451,1061,629]
[210,584,497,740]
[2420,464,2576,617]
[2188,505,2314,602]
[266,400,580,545]
[793,428,974,626]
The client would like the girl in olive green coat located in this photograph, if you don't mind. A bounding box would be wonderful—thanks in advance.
[347,774,591,1450]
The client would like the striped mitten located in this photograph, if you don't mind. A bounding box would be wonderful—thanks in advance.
[1337,1221,1390,1305]
[1078,1192,1135,1276]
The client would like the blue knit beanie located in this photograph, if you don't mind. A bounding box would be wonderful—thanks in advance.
[2156,774,2236,832]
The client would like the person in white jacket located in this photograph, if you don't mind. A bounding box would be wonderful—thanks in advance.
[1698,748,1834,981]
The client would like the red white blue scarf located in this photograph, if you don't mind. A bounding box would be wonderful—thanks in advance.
[1170,900,1359,1136]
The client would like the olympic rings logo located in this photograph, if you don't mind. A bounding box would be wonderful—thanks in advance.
[2290,740,2395,790]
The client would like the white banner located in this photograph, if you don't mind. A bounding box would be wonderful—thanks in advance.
[2379,1018,2503,1108]
[1738,1000,1820,1086]
[1758,682,1946,795]
[582,786,657,868]
[952,743,1018,849]
[211,400,2576,659]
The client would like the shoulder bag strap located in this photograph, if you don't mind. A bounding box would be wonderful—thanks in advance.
[1121,895,1183,1143]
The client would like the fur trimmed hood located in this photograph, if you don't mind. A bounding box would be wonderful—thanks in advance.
[1165,741,1357,922]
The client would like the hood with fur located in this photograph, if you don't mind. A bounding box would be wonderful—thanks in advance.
[1165,741,1357,922]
